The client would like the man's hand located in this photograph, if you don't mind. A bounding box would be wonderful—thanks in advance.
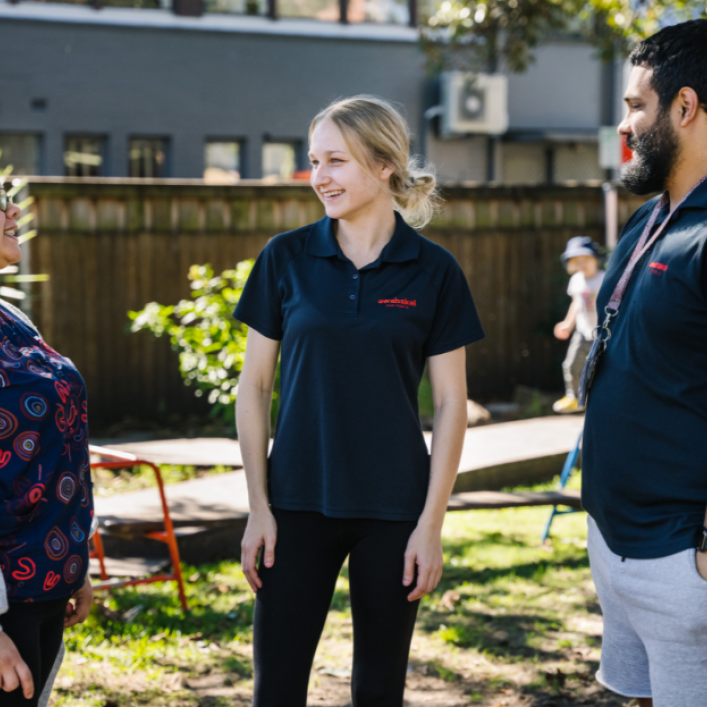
[241,508,278,593]
[696,551,707,582]
[554,321,573,340]
[403,521,444,602]
[0,632,33,698]
[64,575,94,628]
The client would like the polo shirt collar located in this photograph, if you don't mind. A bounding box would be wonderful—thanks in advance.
[672,176,707,215]
[306,212,420,263]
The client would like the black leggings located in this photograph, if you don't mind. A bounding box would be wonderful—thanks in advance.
[1,597,67,706]
[253,508,420,707]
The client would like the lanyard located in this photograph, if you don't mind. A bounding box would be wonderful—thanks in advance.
[598,176,707,337]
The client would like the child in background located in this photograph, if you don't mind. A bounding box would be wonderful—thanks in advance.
[553,236,605,414]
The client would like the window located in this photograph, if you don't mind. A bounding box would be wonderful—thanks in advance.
[347,0,410,24]
[554,144,603,184]
[23,0,88,4]
[204,0,266,14]
[64,136,106,177]
[416,0,438,20]
[95,0,162,7]
[263,142,298,180]
[204,141,241,184]
[0,134,42,176]
[129,138,169,178]
[277,0,340,21]
[501,143,547,185]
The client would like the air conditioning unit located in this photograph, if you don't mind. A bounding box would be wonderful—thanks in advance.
[440,72,509,137]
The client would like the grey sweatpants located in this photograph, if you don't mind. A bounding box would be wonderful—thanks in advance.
[38,642,64,707]
[587,516,707,705]
[562,330,592,398]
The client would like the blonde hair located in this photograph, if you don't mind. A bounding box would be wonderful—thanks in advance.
[309,95,440,229]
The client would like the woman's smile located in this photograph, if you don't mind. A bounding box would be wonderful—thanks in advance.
[320,189,344,201]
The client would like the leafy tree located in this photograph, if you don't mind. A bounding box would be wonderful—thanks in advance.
[421,0,704,73]
[129,261,276,428]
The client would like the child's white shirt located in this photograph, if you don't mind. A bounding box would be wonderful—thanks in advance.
[568,270,605,340]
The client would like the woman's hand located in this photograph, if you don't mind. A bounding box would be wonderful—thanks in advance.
[64,575,94,628]
[403,521,444,602]
[0,631,33,698]
[241,508,278,592]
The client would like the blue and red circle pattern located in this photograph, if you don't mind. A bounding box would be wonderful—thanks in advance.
[0,305,93,602]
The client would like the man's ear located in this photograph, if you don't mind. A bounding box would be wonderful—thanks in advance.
[676,87,702,127]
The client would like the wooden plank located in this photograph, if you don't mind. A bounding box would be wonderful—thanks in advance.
[113,230,131,421]
[94,415,584,533]
[84,232,99,404]
[89,556,169,578]
[95,476,581,535]
[447,489,581,511]
[125,233,142,416]
[100,437,244,467]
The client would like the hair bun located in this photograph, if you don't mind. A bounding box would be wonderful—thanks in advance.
[410,174,435,193]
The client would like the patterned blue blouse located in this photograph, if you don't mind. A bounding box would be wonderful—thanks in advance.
[0,302,93,602]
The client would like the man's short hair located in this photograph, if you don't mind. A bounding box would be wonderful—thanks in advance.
[630,20,707,114]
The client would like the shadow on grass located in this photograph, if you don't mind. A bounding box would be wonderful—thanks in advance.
[419,609,569,662]
[438,551,590,588]
[86,583,352,645]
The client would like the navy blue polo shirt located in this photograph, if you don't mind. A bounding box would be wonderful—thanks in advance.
[583,179,707,558]
[234,212,484,521]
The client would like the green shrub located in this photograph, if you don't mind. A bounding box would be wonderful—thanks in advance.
[129,261,279,428]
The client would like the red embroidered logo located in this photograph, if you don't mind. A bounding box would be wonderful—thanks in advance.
[378,298,417,309]
[649,261,668,272]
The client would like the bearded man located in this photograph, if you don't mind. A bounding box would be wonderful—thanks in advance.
[581,19,707,707]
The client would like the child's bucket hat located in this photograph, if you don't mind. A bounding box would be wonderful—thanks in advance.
[561,236,600,266]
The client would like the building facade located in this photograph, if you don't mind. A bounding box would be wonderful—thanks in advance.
[0,0,624,184]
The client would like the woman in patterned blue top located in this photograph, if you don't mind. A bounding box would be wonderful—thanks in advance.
[0,187,94,706]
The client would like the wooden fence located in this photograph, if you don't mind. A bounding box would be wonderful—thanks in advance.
[21,178,645,429]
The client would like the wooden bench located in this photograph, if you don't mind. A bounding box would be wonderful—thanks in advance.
[447,489,581,511]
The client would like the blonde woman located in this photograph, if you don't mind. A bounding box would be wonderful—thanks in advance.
[235,96,484,706]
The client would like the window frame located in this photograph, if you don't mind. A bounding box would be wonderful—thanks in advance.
[0,132,44,177]
[248,0,417,26]
[261,139,302,180]
[128,136,172,179]
[63,134,109,178]
[204,137,245,181]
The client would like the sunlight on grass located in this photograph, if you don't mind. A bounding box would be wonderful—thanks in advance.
[51,476,609,706]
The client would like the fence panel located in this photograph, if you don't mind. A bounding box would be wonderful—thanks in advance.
[23,179,643,428]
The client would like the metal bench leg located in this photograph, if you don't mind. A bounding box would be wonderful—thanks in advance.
[541,431,583,542]
[90,529,110,581]
[145,462,189,612]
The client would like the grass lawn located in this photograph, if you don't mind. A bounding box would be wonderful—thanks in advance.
[49,478,636,707]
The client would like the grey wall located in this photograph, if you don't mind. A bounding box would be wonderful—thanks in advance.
[2,17,616,183]
[506,42,604,131]
[2,19,424,178]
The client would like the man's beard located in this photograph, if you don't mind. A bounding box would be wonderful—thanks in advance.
[620,110,680,195]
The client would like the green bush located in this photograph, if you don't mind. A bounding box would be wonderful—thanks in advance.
[129,261,278,428]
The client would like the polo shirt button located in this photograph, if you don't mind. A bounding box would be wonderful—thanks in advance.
[353,274,359,280]
[350,294,356,300]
